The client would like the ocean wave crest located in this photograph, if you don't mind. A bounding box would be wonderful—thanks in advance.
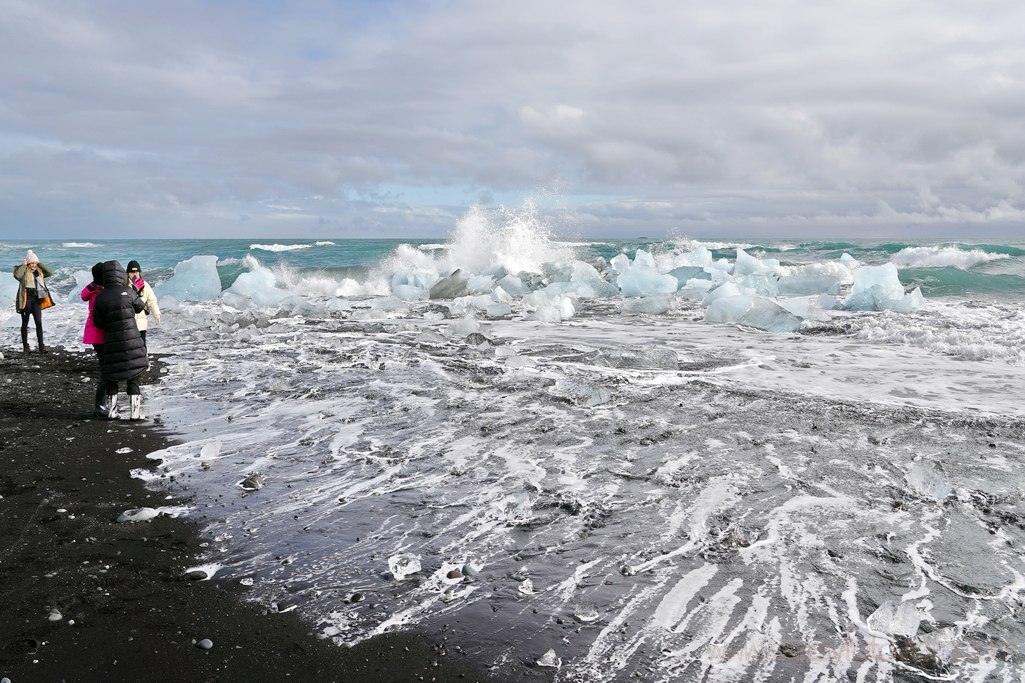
[891,246,1009,270]
[62,242,100,248]
[250,241,336,252]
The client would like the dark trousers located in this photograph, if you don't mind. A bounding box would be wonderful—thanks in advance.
[105,376,141,397]
[92,344,105,406]
[20,293,43,345]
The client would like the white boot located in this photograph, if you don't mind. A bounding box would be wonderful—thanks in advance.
[129,394,144,421]
[106,394,120,420]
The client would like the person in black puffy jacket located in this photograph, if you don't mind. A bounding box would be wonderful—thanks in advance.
[92,260,148,420]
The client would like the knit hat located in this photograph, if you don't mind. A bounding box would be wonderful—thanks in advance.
[25,249,39,264]
[126,260,141,273]
[91,262,104,286]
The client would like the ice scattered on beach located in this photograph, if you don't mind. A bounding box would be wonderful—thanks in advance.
[116,507,160,523]
[185,563,223,581]
[115,504,192,523]
[536,649,561,668]
[388,554,422,581]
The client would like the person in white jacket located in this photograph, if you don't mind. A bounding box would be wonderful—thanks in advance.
[126,259,161,348]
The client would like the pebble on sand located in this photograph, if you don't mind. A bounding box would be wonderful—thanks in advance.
[196,638,214,650]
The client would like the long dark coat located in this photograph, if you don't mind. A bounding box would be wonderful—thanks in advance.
[92,261,148,381]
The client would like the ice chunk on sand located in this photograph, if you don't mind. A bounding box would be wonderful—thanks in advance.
[617,266,679,298]
[733,249,779,276]
[610,253,632,273]
[705,295,802,333]
[536,649,561,668]
[485,302,512,317]
[504,354,537,369]
[494,491,533,525]
[466,274,496,293]
[416,329,448,345]
[702,281,745,307]
[117,507,161,523]
[622,294,672,315]
[446,318,481,337]
[844,263,924,312]
[867,600,921,638]
[668,266,711,289]
[496,274,529,296]
[777,274,842,296]
[525,294,575,323]
[595,346,678,370]
[222,267,292,307]
[905,459,952,501]
[392,284,426,300]
[777,297,831,322]
[160,255,222,301]
[388,553,422,581]
[678,279,714,301]
[551,379,613,406]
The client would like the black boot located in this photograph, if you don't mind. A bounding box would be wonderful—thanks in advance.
[21,328,30,353]
[37,329,47,354]
[94,382,109,416]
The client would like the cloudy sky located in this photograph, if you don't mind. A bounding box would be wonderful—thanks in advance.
[2,0,1024,240]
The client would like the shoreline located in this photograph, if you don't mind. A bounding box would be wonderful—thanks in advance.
[0,345,509,682]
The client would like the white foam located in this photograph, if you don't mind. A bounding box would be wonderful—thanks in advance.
[891,246,1009,269]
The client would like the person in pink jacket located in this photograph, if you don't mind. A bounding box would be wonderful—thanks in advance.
[81,262,108,416]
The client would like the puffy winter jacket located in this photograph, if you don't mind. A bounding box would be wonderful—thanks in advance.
[92,261,147,380]
[130,277,161,332]
[81,283,105,344]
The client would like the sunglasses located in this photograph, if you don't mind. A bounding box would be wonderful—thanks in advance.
[128,269,140,273]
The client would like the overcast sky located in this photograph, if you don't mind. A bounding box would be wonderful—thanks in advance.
[2,0,1024,240]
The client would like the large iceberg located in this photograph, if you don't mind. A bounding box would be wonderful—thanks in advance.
[844,263,924,312]
[222,266,294,308]
[160,255,222,301]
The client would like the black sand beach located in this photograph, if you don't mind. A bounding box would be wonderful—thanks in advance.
[0,346,512,683]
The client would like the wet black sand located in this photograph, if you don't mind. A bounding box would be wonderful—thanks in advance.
[0,346,512,683]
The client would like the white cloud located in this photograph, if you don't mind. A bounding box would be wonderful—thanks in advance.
[1,0,1024,237]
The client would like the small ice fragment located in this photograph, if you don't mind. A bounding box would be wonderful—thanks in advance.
[200,440,222,460]
[388,553,422,581]
[905,460,952,502]
[196,638,214,650]
[48,609,63,622]
[239,577,254,586]
[185,564,220,580]
[536,649,561,668]
[116,507,160,523]
[572,605,600,623]
[115,447,133,454]
[461,562,480,577]
[518,578,535,595]
[915,626,957,667]
[867,600,921,638]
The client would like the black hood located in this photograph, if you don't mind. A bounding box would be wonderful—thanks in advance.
[101,260,128,288]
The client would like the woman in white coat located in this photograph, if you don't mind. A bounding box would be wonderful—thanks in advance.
[126,260,161,348]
